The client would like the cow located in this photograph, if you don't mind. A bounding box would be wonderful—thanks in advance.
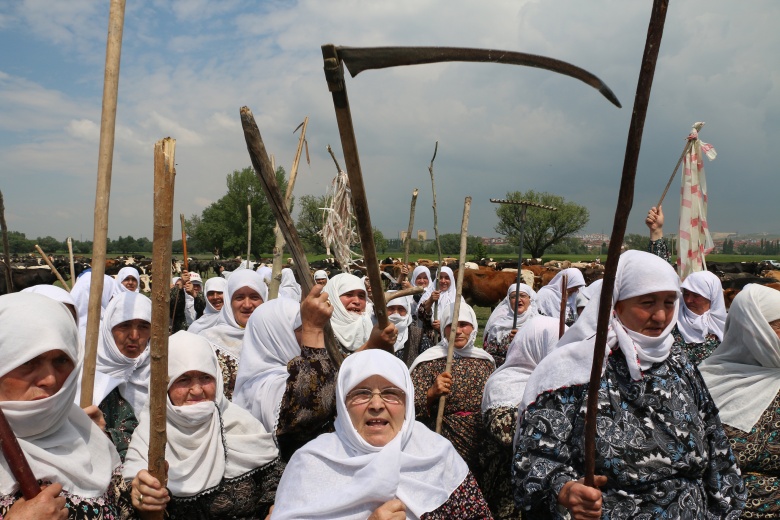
[455,268,535,309]
[0,265,61,295]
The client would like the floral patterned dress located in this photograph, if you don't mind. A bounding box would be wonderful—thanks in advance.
[99,387,138,462]
[480,406,522,519]
[722,391,780,518]
[672,327,721,365]
[421,471,494,520]
[513,343,746,519]
[411,356,494,483]
[214,348,239,401]
[483,334,513,368]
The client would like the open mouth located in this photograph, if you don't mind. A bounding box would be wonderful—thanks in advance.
[365,419,389,428]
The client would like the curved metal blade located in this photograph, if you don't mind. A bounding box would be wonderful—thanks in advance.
[335,46,621,108]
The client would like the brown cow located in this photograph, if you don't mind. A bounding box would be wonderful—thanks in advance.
[456,269,532,309]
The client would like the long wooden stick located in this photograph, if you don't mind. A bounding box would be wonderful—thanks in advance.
[246,204,252,266]
[148,137,176,507]
[400,188,419,284]
[384,285,424,303]
[435,196,471,433]
[0,407,39,499]
[67,238,76,290]
[180,213,188,272]
[240,106,344,367]
[657,139,694,209]
[0,190,14,293]
[34,245,70,291]
[270,117,309,299]
[428,142,443,323]
[80,0,126,408]
[558,274,568,338]
[584,0,669,488]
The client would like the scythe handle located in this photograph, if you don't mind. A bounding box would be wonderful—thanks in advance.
[0,407,40,499]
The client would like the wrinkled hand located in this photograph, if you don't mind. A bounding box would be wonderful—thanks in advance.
[431,320,440,332]
[364,323,397,353]
[368,498,406,520]
[431,290,441,302]
[82,405,106,431]
[401,281,412,289]
[558,476,607,520]
[300,285,333,349]
[428,372,452,401]
[645,206,664,240]
[180,271,191,283]
[131,469,170,513]
[5,483,67,520]
[508,329,518,342]
[184,281,196,296]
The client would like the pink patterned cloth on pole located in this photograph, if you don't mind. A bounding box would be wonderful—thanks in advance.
[677,122,717,279]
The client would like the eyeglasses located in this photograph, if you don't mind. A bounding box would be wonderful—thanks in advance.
[509,293,531,301]
[346,388,406,405]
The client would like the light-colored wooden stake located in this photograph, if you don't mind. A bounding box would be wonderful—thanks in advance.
[179,213,188,272]
[246,204,252,266]
[428,142,442,323]
[435,196,471,434]
[400,188,418,284]
[34,245,70,291]
[0,191,13,292]
[67,238,76,290]
[79,0,126,408]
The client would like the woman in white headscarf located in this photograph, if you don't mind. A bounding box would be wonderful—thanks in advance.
[535,267,585,325]
[94,291,152,461]
[187,276,227,335]
[386,292,418,365]
[313,270,329,286]
[278,268,302,302]
[70,271,117,343]
[198,269,267,400]
[323,273,374,354]
[673,270,727,364]
[410,302,494,484]
[270,349,492,519]
[514,251,745,519]
[480,316,560,519]
[21,284,79,325]
[482,283,538,367]
[0,293,124,520]
[699,284,780,518]
[116,266,140,293]
[418,266,463,334]
[124,331,282,519]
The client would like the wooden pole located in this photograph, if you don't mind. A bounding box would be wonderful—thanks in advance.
[270,117,309,299]
[584,0,669,488]
[246,204,252,267]
[428,142,443,323]
[0,190,13,293]
[67,238,76,290]
[180,214,188,272]
[435,196,471,433]
[558,274,568,338]
[80,0,126,408]
[399,188,419,284]
[148,137,176,507]
[240,106,344,367]
[657,139,693,209]
[34,245,70,291]
[322,45,390,331]
[0,408,39,499]
[384,285,424,303]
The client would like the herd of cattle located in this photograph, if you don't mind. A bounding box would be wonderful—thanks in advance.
[1,253,779,308]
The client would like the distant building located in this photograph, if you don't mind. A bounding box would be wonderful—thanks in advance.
[417,230,427,241]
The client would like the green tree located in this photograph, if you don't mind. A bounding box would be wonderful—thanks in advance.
[36,236,63,254]
[191,166,288,258]
[494,190,589,258]
[373,228,388,254]
[295,194,329,255]
[623,233,650,251]
[8,231,34,254]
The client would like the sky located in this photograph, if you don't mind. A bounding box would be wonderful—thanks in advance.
[1,0,778,245]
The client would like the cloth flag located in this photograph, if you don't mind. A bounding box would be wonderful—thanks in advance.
[678,122,717,279]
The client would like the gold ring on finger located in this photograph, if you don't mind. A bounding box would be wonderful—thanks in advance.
[138,493,144,504]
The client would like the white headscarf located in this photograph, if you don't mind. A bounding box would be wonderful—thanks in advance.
[324,273,373,352]
[123,331,278,496]
[95,291,152,412]
[21,285,78,325]
[411,265,432,288]
[483,283,538,343]
[535,268,586,319]
[198,269,267,360]
[187,277,227,335]
[387,292,413,353]
[255,265,272,285]
[575,279,603,311]
[270,350,468,520]
[233,298,302,436]
[116,267,140,293]
[278,268,302,302]
[314,270,329,282]
[699,284,780,432]
[70,271,117,343]
[409,302,494,372]
[677,270,727,343]
[0,293,120,497]
[482,316,560,414]
[419,266,460,314]
[520,251,680,414]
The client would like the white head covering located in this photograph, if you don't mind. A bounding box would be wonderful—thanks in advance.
[699,284,780,432]
[70,271,117,343]
[482,316,561,414]
[116,267,140,293]
[187,276,227,335]
[387,292,413,353]
[409,302,494,372]
[278,268,302,302]
[255,265,272,285]
[324,273,373,352]
[535,268,586,319]
[419,266,459,312]
[234,298,302,436]
[0,293,120,497]
[95,291,152,412]
[270,350,468,519]
[21,285,78,325]
[123,331,278,496]
[314,270,329,282]
[520,251,680,414]
[677,270,727,343]
[411,265,432,288]
[198,269,267,359]
[483,283,538,343]
[576,279,603,311]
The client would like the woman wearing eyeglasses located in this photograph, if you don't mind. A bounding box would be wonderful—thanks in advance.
[270,349,492,519]
[482,284,537,367]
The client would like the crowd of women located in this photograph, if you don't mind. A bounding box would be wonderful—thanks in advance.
[1,205,779,519]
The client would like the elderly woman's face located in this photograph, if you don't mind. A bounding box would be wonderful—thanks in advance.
[122,276,138,292]
[387,304,407,317]
[168,370,216,406]
[615,291,677,337]
[346,375,405,447]
[682,289,711,315]
[315,278,328,286]
[340,289,367,313]
[232,287,264,328]
[444,320,475,349]
[414,273,429,287]
[112,319,151,358]
[509,291,531,314]
[0,350,74,401]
